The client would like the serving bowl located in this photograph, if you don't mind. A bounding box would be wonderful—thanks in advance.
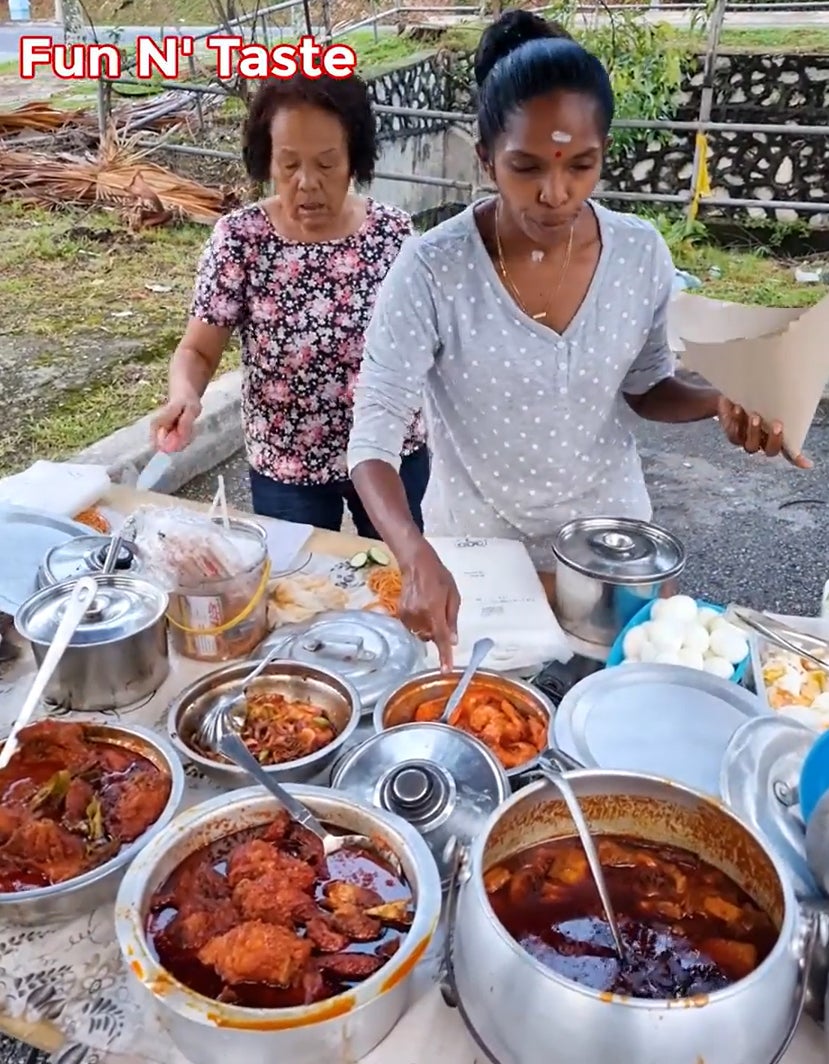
[372,669,555,779]
[0,722,185,926]
[115,784,442,1064]
[444,770,812,1064]
[166,659,362,788]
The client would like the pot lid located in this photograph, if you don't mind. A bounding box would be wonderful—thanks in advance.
[40,535,142,586]
[15,574,167,646]
[553,517,686,584]
[553,663,766,796]
[330,722,509,884]
[261,610,426,709]
[720,715,817,897]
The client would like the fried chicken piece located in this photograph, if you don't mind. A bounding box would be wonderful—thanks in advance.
[483,866,511,894]
[306,915,350,953]
[102,767,169,842]
[261,810,292,845]
[13,721,92,770]
[227,840,316,893]
[64,778,95,824]
[317,952,384,980]
[1,818,86,883]
[198,921,312,987]
[233,873,319,926]
[174,900,239,951]
[323,881,383,911]
[331,907,382,942]
[364,900,413,928]
[152,862,230,912]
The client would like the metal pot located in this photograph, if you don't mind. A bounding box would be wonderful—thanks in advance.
[552,517,686,654]
[14,574,169,711]
[372,668,556,780]
[115,785,443,1064]
[166,659,362,788]
[443,770,815,1064]
[0,723,185,926]
[36,534,144,589]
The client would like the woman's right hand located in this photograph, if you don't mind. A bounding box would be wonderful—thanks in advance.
[398,541,461,671]
[150,395,202,453]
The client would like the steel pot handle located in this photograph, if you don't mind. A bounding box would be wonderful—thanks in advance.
[768,909,818,1064]
[438,835,469,1008]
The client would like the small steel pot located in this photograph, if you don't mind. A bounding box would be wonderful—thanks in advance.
[552,517,686,655]
[442,770,815,1064]
[115,785,443,1064]
[167,659,362,788]
[372,669,556,780]
[15,574,169,711]
[36,534,144,589]
[0,723,185,926]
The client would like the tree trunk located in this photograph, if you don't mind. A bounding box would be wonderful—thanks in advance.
[62,0,85,46]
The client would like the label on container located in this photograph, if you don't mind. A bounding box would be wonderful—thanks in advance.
[185,594,222,658]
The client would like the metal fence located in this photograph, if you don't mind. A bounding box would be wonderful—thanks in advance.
[91,0,829,219]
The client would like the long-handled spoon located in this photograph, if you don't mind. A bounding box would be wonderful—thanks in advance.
[1,576,98,769]
[219,732,403,875]
[440,637,495,723]
[536,752,626,961]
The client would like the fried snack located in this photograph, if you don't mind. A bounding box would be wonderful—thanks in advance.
[268,573,349,627]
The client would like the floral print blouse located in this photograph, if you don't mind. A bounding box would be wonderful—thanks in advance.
[191,198,425,485]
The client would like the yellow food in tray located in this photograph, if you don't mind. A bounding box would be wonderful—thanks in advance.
[761,649,829,730]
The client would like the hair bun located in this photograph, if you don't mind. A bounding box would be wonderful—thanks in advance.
[474,11,572,87]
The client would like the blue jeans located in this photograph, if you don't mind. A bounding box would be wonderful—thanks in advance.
[249,447,430,538]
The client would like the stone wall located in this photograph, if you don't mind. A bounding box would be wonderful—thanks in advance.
[368,50,829,225]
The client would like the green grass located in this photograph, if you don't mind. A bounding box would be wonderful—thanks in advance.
[0,201,239,475]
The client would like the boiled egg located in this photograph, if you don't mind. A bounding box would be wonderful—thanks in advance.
[656,595,699,626]
[696,606,722,631]
[682,623,710,656]
[649,619,686,655]
[622,625,649,661]
[677,648,706,670]
[708,627,749,665]
[703,654,734,680]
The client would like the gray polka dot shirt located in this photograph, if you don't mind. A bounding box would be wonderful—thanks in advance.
[347,200,676,571]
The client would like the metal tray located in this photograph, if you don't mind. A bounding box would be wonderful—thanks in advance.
[553,662,768,796]
[0,505,87,615]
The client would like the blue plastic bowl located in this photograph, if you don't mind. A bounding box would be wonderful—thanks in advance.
[799,729,829,824]
[605,598,750,684]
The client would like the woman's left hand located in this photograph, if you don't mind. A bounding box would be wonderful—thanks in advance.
[716,395,813,469]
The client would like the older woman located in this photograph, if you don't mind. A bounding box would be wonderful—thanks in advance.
[348,10,809,665]
[151,72,428,535]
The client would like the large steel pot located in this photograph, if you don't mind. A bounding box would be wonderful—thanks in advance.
[15,573,169,711]
[115,785,443,1064]
[442,770,815,1064]
[552,517,686,654]
[0,723,185,926]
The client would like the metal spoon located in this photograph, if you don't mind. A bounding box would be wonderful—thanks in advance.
[219,732,403,875]
[536,752,626,961]
[194,643,285,755]
[1,576,98,769]
[440,637,495,723]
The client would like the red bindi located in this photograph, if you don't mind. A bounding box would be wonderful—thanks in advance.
[554,150,562,158]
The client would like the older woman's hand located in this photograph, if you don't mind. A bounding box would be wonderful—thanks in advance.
[716,396,813,469]
[150,395,202,453]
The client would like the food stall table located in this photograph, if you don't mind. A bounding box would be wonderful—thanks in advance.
[0,485,825,1063]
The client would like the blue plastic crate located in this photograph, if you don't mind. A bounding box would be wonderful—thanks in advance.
[605,598,750,683]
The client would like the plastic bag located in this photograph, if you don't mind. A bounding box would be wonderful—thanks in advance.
[424,536,574,673]
[128,505,261,591]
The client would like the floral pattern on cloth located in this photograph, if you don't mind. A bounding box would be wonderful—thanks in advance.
[191,199,426,485]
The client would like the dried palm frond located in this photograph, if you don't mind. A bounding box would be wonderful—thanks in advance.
[0,102,94,136]
[0,138,239,227]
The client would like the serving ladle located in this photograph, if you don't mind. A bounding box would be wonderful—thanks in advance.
[535,751,626,962]
[440,637,495,723]
[219,732,404,876]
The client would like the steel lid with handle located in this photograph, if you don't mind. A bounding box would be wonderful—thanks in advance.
[38,534,143,588]
[258,610,427,711]
[330,722,510,885]
[553,517,686,583]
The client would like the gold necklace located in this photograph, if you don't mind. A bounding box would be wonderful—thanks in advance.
[495,202,576,322]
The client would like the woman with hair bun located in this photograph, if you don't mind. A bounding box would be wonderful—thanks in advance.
[348,11,809,665]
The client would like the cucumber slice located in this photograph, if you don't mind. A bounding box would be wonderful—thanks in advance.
[367,547,390,567]
[349,551,369,569]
